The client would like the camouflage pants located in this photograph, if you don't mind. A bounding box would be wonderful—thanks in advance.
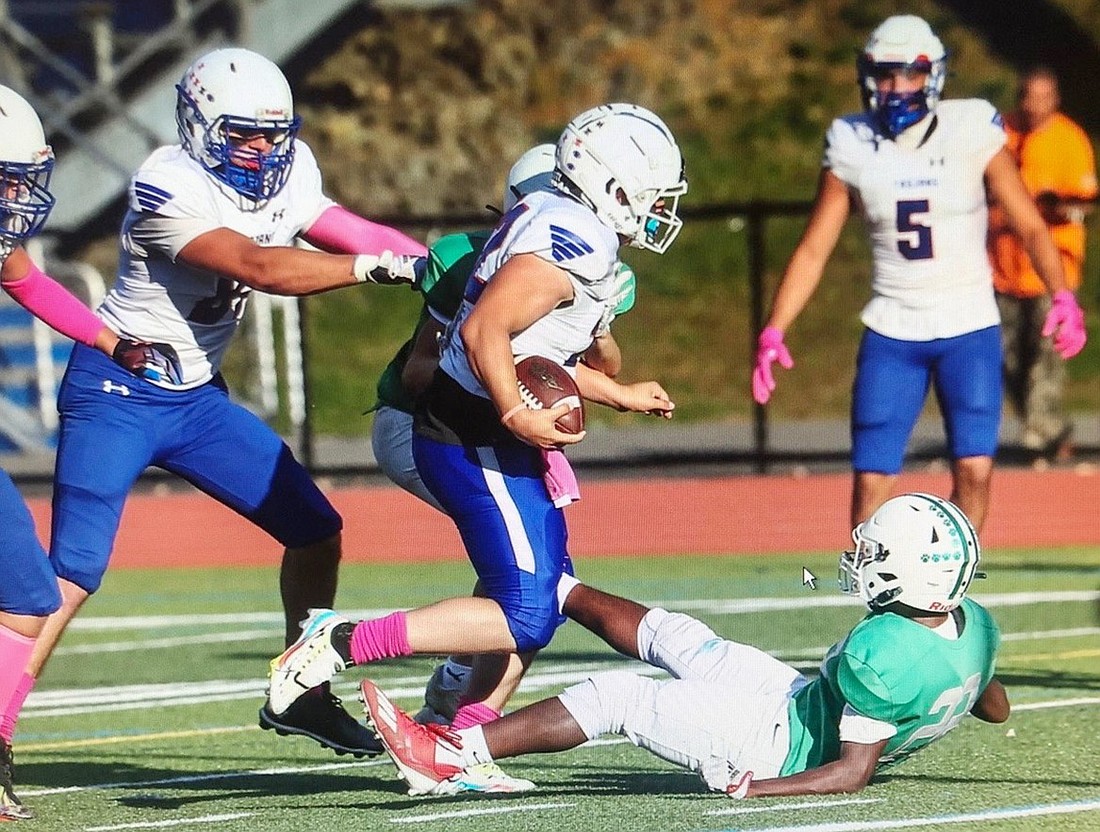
[996,292,1069,450]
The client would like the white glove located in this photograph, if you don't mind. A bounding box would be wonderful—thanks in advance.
[353,251,425,286]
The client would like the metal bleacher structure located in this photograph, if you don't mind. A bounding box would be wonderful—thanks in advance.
[0,0,460,455]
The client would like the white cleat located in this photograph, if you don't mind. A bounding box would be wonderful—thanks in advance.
[267,609,352,715]
[431,762,537,795]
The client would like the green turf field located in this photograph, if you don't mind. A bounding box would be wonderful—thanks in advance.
[16,548,1100,832]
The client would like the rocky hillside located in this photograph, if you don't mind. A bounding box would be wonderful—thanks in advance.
[295,0,1018,216]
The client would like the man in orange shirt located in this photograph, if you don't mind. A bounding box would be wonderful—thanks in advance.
[988,67,1097,462]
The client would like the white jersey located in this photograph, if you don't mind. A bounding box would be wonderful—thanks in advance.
[825,99,1006,340]
[97,141,334,389]
[439,190,621,397]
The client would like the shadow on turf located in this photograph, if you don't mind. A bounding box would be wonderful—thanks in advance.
[877,772,1100,788]
[341,768,713,810]
[995,669,1100,690]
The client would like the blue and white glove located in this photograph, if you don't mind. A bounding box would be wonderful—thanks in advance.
[112,338,183,385]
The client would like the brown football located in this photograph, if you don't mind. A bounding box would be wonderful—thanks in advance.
[514,355,585,434]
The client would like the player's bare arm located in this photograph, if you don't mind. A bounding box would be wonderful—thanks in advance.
[970,677,1010,723]
[400,316,447,399]
[985,148,1068,294]
[575,362,674,417]
[766,168,852,331]
[747,738,886,798]
[177,227,361,296]
[461,253,582,447]
[582,331,623,378]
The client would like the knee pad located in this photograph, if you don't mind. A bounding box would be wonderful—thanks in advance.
[558,670,656,739]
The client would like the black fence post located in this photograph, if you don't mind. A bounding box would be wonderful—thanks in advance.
[747,205,769,475]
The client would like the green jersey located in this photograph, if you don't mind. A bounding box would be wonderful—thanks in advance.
[782,598,1000,775]
[374,231,489,414]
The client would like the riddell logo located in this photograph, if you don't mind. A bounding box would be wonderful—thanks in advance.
[926,601,949,611]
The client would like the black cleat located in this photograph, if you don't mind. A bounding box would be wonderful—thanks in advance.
[0,738,33,821]
[259,687,383,758]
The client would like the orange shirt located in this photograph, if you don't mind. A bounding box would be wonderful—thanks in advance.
[988,111,1097,297]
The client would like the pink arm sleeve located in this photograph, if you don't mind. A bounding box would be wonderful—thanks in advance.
[3,262,105,347]
[302,205,427,257]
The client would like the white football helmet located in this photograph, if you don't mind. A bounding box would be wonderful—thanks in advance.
[0,85,55,245]
[839,493,983,613]
[857,15,947,137]
[502,143,556,213]
[176,48,300,202]
[553,103,687,253]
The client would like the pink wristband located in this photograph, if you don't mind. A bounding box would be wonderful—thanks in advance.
[500,403,527,425]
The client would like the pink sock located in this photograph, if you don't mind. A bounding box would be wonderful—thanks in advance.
[0,626,36,742]
[451,701,501,730]
[1,674,35,743]
[349,612,412,664]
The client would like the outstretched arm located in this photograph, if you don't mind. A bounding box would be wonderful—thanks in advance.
[753,169,850,404]
[765,168,851,333]
[744,739,885,798]
[1,246,118,355]
[300,204,427,257]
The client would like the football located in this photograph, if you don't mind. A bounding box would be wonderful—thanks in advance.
[514,355,585,434]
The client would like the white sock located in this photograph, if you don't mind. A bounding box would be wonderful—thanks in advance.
[455,725,494,767]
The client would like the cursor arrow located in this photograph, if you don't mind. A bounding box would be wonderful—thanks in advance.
[802,567,817,590]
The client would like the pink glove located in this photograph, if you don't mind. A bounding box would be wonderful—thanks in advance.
[751,327,794,405]
[1042,290,1087,359]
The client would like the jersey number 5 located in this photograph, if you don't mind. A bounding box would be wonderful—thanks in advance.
[896,199,933,260]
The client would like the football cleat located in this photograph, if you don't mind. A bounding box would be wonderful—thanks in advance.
[431,762,537,796]
[259,686,383,758]
[359,678,463,796]
[0,738,33,821]
[413,663,469,726]
[267,608,354,715]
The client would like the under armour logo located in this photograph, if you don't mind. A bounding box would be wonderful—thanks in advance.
[271,209,285,222]
[102,380,131,396]
[929,157,945,166]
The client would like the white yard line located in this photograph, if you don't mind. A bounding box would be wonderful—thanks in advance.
[730,796,1100,832]
[23,760,386,797]
[389,803,575,823]
[64,591,1100,633]
[85,813,253,831]
[707,797,884,816]
[19,694,1098,801]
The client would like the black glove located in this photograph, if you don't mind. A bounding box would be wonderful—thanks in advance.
[112,338,183,385]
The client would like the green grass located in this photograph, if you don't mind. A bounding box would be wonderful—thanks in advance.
[17,547,1100,831]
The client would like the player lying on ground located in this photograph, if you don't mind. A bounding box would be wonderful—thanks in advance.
[359,493,1010,797]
